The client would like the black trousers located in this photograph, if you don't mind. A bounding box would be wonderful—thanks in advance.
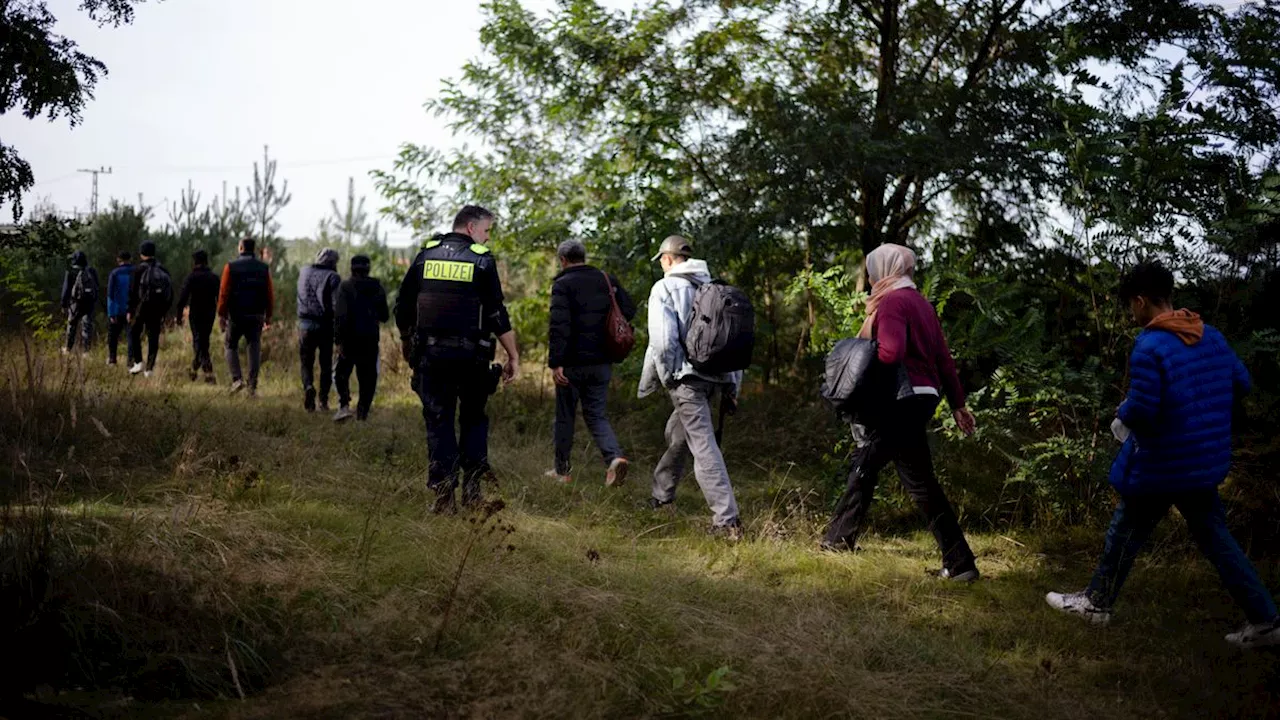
[824,394,976,573]
[335,344,379,417]
[128,311,164,370]
[299,325,333,403]
[417,351,491,501]
[225,316,263,388]
[107,315,127,363]
[190,318,214,375]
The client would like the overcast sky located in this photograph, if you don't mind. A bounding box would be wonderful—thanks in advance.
[1,0,584,245]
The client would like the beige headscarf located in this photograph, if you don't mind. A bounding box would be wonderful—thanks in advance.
[858,244,917,339]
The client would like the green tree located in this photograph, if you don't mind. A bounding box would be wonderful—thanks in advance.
[1,0,151,220]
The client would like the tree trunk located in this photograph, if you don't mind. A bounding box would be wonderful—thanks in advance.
[858,0,901,257]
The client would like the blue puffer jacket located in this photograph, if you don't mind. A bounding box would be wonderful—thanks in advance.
[106,263,133,317]
[1109,323,1250,495]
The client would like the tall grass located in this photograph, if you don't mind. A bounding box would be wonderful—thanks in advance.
[1,326,1278,717]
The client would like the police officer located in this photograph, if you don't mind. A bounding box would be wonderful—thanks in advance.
[395,205,521,514]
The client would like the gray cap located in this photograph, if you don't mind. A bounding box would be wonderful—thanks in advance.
[651,235,694,262]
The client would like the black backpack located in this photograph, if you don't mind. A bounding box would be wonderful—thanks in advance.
[139,263,174,306]
[70,268,96,303]
[684,278,755,375]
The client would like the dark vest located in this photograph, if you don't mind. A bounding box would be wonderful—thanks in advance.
[226,254,271,318]
[415,235,492,340]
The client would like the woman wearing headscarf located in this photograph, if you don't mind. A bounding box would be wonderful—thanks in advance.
[821,244,980,582]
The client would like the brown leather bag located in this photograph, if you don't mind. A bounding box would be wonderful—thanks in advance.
[600,270,635,362]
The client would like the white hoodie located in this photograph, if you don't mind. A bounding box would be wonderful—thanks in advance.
[638,258,744,398]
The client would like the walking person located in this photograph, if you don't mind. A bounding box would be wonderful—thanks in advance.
[544,239,637,486]
[639,236,744,539]
[127,241,174,377]
[820,244,979,581]
[297,248,341,412]
[174,249,220,384]
[105,252,133,366]
[218,238,275,397]
[1046,262,1279,648]
[333,255,388,422]
[60,250,99,355]
[395,205,520,513]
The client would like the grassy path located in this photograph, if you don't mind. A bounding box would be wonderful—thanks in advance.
[3,341,1278,718]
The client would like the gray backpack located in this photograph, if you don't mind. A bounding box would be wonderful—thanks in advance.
[71,268,96,303]
[684,278,755,375]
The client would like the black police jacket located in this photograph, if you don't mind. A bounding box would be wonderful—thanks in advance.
[394,233,512,343]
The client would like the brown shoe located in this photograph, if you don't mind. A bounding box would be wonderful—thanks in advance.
[708,520,744,542]
[432,490,457,516]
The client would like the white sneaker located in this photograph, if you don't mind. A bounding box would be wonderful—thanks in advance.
[128,362,145,375]
[543,469,572,484]
[143,371,153,378]
[1226,620,1280,650]
[332,407,356,423]
[605,457,629,487]
[1045,591,1112,625]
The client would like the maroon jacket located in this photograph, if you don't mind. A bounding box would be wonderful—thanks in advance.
[873,288,966,409]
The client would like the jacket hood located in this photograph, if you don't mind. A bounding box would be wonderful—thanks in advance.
[664,258,711,282]
[71,251,88,267]
[1147,309,1204,346]
[315,248,339,268]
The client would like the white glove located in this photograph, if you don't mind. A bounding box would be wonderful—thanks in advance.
[1111,417,1131,443]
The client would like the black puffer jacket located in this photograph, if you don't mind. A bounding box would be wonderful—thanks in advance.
[548,264,637,368]
[820,337,914,425]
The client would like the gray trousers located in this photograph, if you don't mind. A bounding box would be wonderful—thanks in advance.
[652,377,740,527]
[554,364,624,474]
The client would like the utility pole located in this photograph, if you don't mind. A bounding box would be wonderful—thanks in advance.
[77,166,113,216]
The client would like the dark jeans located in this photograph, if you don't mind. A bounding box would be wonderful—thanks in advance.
[128,311,164,370]
[824,394,976,574]
[335,344,379,417]
[554,364,623,474]
[1086,489,1279,623]
[65,305,94,352]
[107,315,127,363]
[191,318,214,375]
[225,316,263,388]
[417,352,491,501]
[299,324,333,403]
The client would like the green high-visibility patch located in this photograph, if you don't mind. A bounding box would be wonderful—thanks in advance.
[423,260,475,282]
[470,243,490,255]
[424,240,442,250]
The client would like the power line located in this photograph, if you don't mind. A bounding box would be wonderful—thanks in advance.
[113,154,397,175]
[29,172,82,189]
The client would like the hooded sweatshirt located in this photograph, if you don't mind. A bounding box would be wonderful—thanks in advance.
[60,252,99,310]
[297,249,341,325]
[638,258,743,398]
